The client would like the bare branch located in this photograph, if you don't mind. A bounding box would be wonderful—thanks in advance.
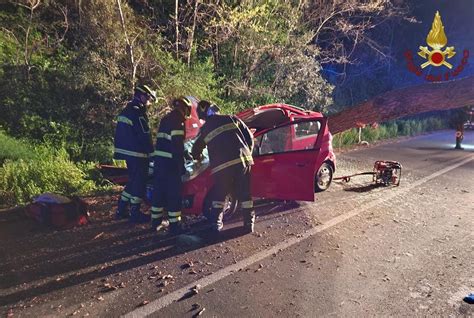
[116,0,136,87]
[55,5,69,45]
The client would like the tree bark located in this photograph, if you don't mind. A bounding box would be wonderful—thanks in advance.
[175,0,179,59]
[328,76,474,134]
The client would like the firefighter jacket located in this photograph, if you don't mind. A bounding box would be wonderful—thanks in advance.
[114,100,154,160]
[153,109,186,174]
[191,114,254,175]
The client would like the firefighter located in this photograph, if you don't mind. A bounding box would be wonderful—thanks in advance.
[151,97,192,235]
[451,108,468,150]
[455,124,464,150]
[113,84,155,223]
[191,100,256,235]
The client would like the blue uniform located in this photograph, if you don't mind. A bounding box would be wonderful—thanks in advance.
[114,100,153,216]
[151,109,186,227]
[191,114,255,232]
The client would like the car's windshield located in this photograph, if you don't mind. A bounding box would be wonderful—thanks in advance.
[183,137,210,180]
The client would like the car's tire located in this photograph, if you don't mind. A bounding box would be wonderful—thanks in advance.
[315,162,333,192]
[203,190,239,222]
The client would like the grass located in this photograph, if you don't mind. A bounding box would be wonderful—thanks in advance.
[0,131,111,207]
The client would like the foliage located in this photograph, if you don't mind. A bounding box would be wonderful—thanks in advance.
[332,117,448,148]
[0,133,110,206]
[0,130,36,165]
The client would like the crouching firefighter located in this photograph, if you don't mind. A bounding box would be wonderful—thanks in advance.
[151,97,192,235]
[191,100,256,235]
[113,85,156,223]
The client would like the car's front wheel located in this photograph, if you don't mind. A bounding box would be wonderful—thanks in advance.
[315,162,333,192]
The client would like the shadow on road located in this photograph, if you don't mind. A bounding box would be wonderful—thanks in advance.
[342,184,382,193]
[0,198,299,307]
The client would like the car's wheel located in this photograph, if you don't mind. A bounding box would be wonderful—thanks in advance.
[315,162,333,192]
[203,191,239,222]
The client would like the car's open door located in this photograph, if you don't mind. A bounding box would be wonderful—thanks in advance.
[251,118,327,201]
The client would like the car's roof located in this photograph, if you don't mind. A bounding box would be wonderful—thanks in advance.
[237,103,324,134]
[237,103,324,120]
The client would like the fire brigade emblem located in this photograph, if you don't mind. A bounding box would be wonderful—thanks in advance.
[418,11,456,69]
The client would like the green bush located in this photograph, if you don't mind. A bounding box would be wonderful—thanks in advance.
[385,122,398,137]
[361,126,380,142]
[332,117,448,149]
[0,130,36,164]
[0,145,107,206]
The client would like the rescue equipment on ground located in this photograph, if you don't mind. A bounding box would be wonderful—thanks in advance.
[333,160,402,186]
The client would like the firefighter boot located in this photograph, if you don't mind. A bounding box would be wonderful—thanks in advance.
[115,199,130,219]
[129,204,151,223]
[243,211,255,234]
[151,218,163,232]
[204,207,223,238]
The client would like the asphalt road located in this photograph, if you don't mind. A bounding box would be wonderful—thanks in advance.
[1,130,473,317]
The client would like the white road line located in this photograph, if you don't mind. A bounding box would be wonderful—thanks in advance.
[124,154,473,318]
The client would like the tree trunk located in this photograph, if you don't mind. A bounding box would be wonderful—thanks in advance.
[175,0,179,59]
[187,0,199,67]
[328,76,474,134]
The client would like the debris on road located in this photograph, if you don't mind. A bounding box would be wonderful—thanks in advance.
[181,261,194,269]
[101,283,118,292]
[93,232,104,240]
[158,281,169,288]
[192,307,206,317]
[178,285,201,301]
[192,284,202,294]
[463,293,474,304]
[137,300,149,307]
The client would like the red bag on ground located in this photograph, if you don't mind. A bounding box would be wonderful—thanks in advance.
[27,193,88,229]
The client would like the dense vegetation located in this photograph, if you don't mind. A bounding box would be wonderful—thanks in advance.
[0,1,467,206]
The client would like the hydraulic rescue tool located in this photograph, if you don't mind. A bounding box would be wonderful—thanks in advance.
[333,160,402,186]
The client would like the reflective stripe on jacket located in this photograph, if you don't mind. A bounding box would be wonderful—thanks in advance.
[191,114,254,174]
[153,109,186,173]
[113,100,154,160]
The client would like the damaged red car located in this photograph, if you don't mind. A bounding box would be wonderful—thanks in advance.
[181,103,336,218]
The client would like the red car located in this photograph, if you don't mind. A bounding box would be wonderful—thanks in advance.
[181,103,336,218]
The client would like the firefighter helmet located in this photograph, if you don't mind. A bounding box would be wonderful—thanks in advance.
[172,96,192,118]
[197,100,220,120]
[134,84,157,102]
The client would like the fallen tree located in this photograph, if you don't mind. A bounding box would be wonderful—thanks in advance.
[328,76,474,134]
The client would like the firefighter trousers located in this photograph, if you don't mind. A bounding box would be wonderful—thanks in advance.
[209,164,255,231]
[119,158,149,207]
[151,161,183,225]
